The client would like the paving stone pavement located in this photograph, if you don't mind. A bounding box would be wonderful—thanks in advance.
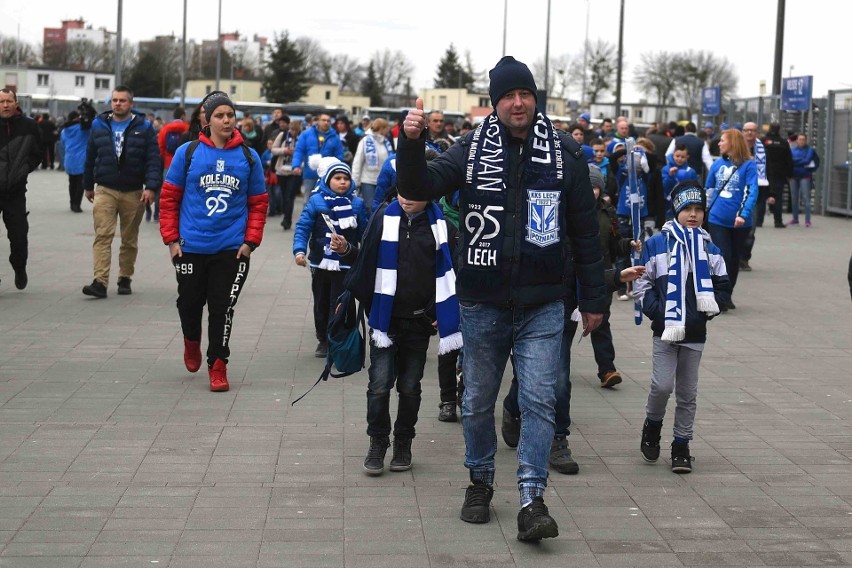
[0,169,850,567]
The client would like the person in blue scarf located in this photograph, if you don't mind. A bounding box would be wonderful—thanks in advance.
[633,182,730,473]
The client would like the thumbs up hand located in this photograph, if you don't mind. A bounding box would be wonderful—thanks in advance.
[403,98,426,139]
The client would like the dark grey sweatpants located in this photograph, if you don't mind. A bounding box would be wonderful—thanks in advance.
[644,337,703,440]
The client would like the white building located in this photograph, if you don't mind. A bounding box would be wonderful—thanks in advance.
[2,65,115,102]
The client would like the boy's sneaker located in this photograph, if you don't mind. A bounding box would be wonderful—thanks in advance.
[208,359,229,392]
[363,435,390,476]
[117,277,132,295]
[460,482,494,524]
[617,292,630,301]
[82,279,107,298]
[517,497,559,541]
[314,341,328,358]
[438,402,458,422]
[671,441,693,474]
[501,406,521,449]
[389,437,412,472]
[549,435,579,474]
[640,419,662,462]
[600,370,622,388]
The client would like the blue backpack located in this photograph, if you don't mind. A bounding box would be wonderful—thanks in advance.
[164,130,183,155]
[292,290,366,405]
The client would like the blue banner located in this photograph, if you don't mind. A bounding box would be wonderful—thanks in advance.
[702,86,721,115]
[781,76,813,111]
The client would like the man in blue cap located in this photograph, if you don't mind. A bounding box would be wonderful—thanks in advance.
[395,55,606,542]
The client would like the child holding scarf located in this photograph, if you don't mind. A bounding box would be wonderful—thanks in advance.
[293,157,368,358]
[632,181,731,473]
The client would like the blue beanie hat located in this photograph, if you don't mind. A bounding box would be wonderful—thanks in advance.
[671,181,706,216]
[579,112,591,123]
[489,56,537,107]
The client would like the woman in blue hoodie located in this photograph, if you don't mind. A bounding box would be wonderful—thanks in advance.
[704,129,758,310]
[59,110,92,213]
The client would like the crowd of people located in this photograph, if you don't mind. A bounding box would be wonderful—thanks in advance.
[0,61,835,545]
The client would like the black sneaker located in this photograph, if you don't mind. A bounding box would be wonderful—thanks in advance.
[641,419,662,462]
[671,441,693,474]
[460,482,494,524]
[14,268,27,290]
[739,259,752,272]
[82,279,107,298]
[549,435,579,474]
[517,496,559,541]
[389,437,412,472]
[117,277,132,295]
[438,402,458,422]
[363,435,390,476]
[315,341,328,358]
[501,406,521,449]
[725,300,737,310]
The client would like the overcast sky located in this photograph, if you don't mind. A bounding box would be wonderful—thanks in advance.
[4,0,848,103]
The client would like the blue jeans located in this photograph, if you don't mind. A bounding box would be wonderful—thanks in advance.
[707,223,748,299]
[365,318,432,439]
[790,177,812,223]
[359,183,377,215]
[461,300,563,500]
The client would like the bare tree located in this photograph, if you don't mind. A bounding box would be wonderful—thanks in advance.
[672,50,738,116]
[369,49,414,100]
[65,40,111,72]
[463,50,488,93]
[330,54,363,92]
[532,53,576,99]
[585,39,617,104]
[294,37,331,84]
[633,51,679,106]
[0,34,39,66]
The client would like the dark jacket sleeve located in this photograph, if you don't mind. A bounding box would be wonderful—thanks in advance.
[396,131,465,202]
[343,205,386,312]
[144,124,163,190]
[26,119,42,173]
[561,135,607,314]
[83,129,97,191]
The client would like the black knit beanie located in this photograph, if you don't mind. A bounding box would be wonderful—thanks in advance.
[488,56,537,107]
[202,91,235,120]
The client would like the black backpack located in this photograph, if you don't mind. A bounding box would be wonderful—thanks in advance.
[292,290,366,405]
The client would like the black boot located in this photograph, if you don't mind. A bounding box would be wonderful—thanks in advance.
[363,435,390,476]
[389,437,412,472]
[517,496,559,541]
[671,441,693,474]
[641,419,662,462]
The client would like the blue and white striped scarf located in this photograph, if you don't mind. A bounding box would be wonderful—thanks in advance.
[369,200,463,355]
[661,220,719,342]
[364,133,392,169]
[318,193,357,271]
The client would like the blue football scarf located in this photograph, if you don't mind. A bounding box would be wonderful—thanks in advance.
[318,191,358,271]
[369,200,462,355]
[660,220,719,342]
[463,111,563,278]
[364,133,392,169]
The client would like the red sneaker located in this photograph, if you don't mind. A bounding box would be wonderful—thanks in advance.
[183,338,202,373]
[208,359,229,392]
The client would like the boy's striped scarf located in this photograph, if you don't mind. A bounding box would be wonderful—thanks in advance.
[369,200,462,355]
[660,220,719,342]
[318,193,357,271]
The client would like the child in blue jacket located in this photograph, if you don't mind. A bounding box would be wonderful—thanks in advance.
[293,158,368,358]
[633,182,731,474]
[661,143,699,220]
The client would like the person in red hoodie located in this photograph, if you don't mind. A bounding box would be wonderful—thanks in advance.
[153,107,190,222]
[159,92,268,392]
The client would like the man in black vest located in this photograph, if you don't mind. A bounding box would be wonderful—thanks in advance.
[396,56,605,542]
[665,122,713,183]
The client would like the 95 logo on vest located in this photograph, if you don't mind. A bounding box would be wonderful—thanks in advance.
[526,190,560,247]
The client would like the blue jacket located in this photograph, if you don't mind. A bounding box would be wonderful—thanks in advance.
[84,110,162,192]
[293,182,368,268]
[705,158,758,228]
[291,126,345,181]
[791,145,819,178]
[161,133,267,255]
[60,123,90,176]
[634,229,731,343]
[372,155,397,211]
[661,155,699,211]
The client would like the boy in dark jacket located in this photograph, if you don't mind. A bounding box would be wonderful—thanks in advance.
[633,182,731,473]
[337,194,461,476]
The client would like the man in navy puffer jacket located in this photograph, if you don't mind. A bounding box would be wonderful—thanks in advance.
[82,85,161,298]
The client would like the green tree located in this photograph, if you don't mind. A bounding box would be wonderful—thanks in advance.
[434,44,474,89]
[125,50,167,97]
[125,38,179,97]
[263,32,309,104]
[361,61,382,106]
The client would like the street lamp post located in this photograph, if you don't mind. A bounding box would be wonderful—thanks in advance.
[215,0,222,91]
[180,0,187,107]
[115,0,123,86]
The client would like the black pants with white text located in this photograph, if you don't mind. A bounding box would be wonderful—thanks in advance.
[173,250,250,366]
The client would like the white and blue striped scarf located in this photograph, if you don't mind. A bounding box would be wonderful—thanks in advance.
[369,200,463,355]
[661,220,719,342]
[364,133,392,169]
[318,192,357,271]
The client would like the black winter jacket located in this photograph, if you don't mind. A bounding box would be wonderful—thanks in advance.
[396,127,606,312]
[0,109,42,198]
[83,111,162,192]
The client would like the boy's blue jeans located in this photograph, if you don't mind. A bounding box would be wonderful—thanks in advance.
[460,300,563,498]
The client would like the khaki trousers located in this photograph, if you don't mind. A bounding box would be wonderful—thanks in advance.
[91,186,144,286]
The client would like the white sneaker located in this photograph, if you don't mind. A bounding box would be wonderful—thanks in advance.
[617,293,630,301]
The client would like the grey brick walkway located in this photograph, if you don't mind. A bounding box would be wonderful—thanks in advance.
[0,169,850,567]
